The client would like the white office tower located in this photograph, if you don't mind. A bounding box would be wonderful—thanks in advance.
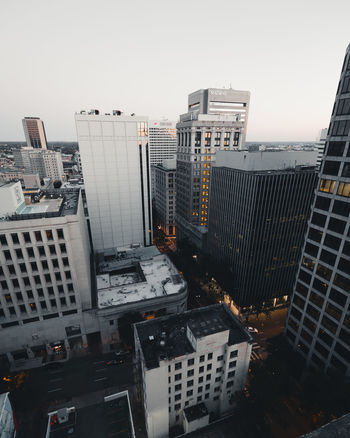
[148,120,177,165]
[135,304,252,438]
[13,148,64,182]
[0,182,92,363]
[316,128,328,169]
[22,117,48,149]
[176,88,250,247]
[75,110,152,253]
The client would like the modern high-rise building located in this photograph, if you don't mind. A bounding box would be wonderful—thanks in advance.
[148,120,177,166]
[175,88,250,248]
[207,150,318,311]
[134,304,252,438]
[0,182,92,363]
[285,45,350,377]
[153,159,176,236]
[75,110,152,253]
[22,117,48,149]
[13,148,64,182]
[316,128,328,169]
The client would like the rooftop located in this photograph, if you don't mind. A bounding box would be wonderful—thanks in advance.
[47,392,135,438]
[215,150,318,172]
[135,304,252,370]
[97,248,186,309]
[299,413,350,438]
[184,403,209,423]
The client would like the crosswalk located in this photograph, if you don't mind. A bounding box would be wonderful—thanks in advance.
[250,342,262,362]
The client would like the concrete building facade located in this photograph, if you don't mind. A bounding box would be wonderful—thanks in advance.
[207,151,318,310]
[22,117,48,149]
[175,88,250,248]
[153,159,176,236]
[285,45,350,378]
[0,183,93,363]
[75,111,152,253]
[134,304,252,438]
[316,128,328,169]
[13,148,64,182]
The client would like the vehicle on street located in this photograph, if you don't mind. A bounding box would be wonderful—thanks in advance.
[247,326,259,333]
[106,358,124,366]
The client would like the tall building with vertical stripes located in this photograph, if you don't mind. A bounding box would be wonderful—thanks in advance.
[285,44,350,377]
[207,150,318,310]
[176,88,250,248]
[75,110,152,253]
[22,117,47,149]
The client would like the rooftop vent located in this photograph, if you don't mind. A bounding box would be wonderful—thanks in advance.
[57,408,69,424]
[113,110,123,116]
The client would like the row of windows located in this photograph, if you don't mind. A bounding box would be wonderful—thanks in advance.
[0,229,64,247]
[0,257,69,277]
[170,350,237,371]
[0,270,72,291]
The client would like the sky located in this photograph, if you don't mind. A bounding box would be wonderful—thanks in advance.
[1,0,350,142]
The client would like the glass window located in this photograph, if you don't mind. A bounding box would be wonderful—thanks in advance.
[337,182,350,197]
[188,358,194,366]
[23,232,31,243]
[319,178,336,193]
[0,235,8,246]
[307,228,323,243]
[11,233,19,244]
[35,231,42,242]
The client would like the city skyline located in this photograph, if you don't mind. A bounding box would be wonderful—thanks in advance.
[1,0,350,142]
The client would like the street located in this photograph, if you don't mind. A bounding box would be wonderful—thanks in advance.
[1,352,135,437]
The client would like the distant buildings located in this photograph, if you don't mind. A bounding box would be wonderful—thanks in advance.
[75,110,152,253]
[22,117,47,149]
[0,182,92,363]
[134,304,252,438]
[207,150,318,312]
[0,393,16,438]
[0,167,24,182]
[176,88,250,248]
[153,159,176,236]
[13,148,64,182]
[316,128,328,169]
[285,45,350,377]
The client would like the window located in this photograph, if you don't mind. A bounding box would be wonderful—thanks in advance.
[230,350,238,358]
[215,377,221,382]
[326,141,345,156]
[328,217,346,234]
[200,355,205,362]
[322,160,340,176]
[0,235,8,246]
[58,285,64,294]
[46,230,53,240]
[35,231,42,242]
[188,358,194,366]
[214,395,219,401]
[65,271,71,280]
[40,301,47,310]
[12,279,19,288]
[319,179,336,193]
[70,296,76,304]
[49,245,56,255]
[214,386,220,392]
[186,390,193,397]
[205,383,210,390]
[207,353,213,360]
[175,373,181,381]
[23,232,31,243]
[174,404,181,411]
[57,229,64,239]
[42,261,48,270]
[175,384,181,391]
[227,381,234,388]
[205,393,209,399]
[228,371,235,378]
[337,182,350,197]
[52,259,59,268]
[62,257,69,267]
[333,200,350,217]
[11,233,19,244]
[60,243,67,253]
[324,234,341,250]
[4,250,12,261]
[217,355,223,361]
[45,273,51,283]
[175,362,182,370]
[311,212,327,227]
[48,287,54,295]
[187,369,194,377]
[175,394,181,401]
[27,247,34,258]
[198,376,203,383]
[198,386,203,393]
[216,367,222,373]
[23,277,30,286]
[187,380,194,387]
[206,374,211,381]
[67,284,74,292]
[19,263,27,273]
[55,272,62,282]
[38,246,45,257]
[207,364,212,371]
[315,196,331,211]
[229,361,237,369]
[197,396,202,402]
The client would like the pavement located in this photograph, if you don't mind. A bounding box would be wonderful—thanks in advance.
[3,351,135,438]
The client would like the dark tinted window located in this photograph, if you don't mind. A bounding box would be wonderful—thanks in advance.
[328,217,346,233]
[324,234,341,250]
[333,200,350,217]
[315,196,331,211]
[311,212,327,227]
[308,227,323,243]
[322,160,340,176]
[326,141,345,156]
[305,242,319,258]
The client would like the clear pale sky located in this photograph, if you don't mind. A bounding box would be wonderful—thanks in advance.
[1,0,350,142]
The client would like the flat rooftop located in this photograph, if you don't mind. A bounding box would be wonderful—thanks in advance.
[97,249,186,309]
[47,392,134,438]
[9,190,79,220]
[215,150,317,172]
[135,304,252,370]
[184,403,209,422]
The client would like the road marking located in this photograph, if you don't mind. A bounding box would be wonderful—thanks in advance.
[48,388,62,393]
[94,377,107,382]
[50,377,63,383]
[93,360,105,365]
[95,368,106,372]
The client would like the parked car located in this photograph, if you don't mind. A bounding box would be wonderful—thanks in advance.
[247,326,258,333]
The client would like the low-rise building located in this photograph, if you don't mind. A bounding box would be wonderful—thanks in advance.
[0,167,24,182]
[134,303,252,438]
[96,246,188,352]
[153,159,176,236]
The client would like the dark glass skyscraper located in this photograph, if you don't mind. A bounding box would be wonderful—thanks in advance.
[207,150,318,311]
[285,44,350,377]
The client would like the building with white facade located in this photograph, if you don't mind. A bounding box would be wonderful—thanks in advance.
[153,159,176,236]
[0,182,93,364]
[95,246,188,352]
[74,151,82,173]
[134,303,252,438]
[75,110,152,253]
[176,88,250,248]
[13,148,64,182]
[316,128,328,169]
[22,117,47,149]
[0,393,16,438]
